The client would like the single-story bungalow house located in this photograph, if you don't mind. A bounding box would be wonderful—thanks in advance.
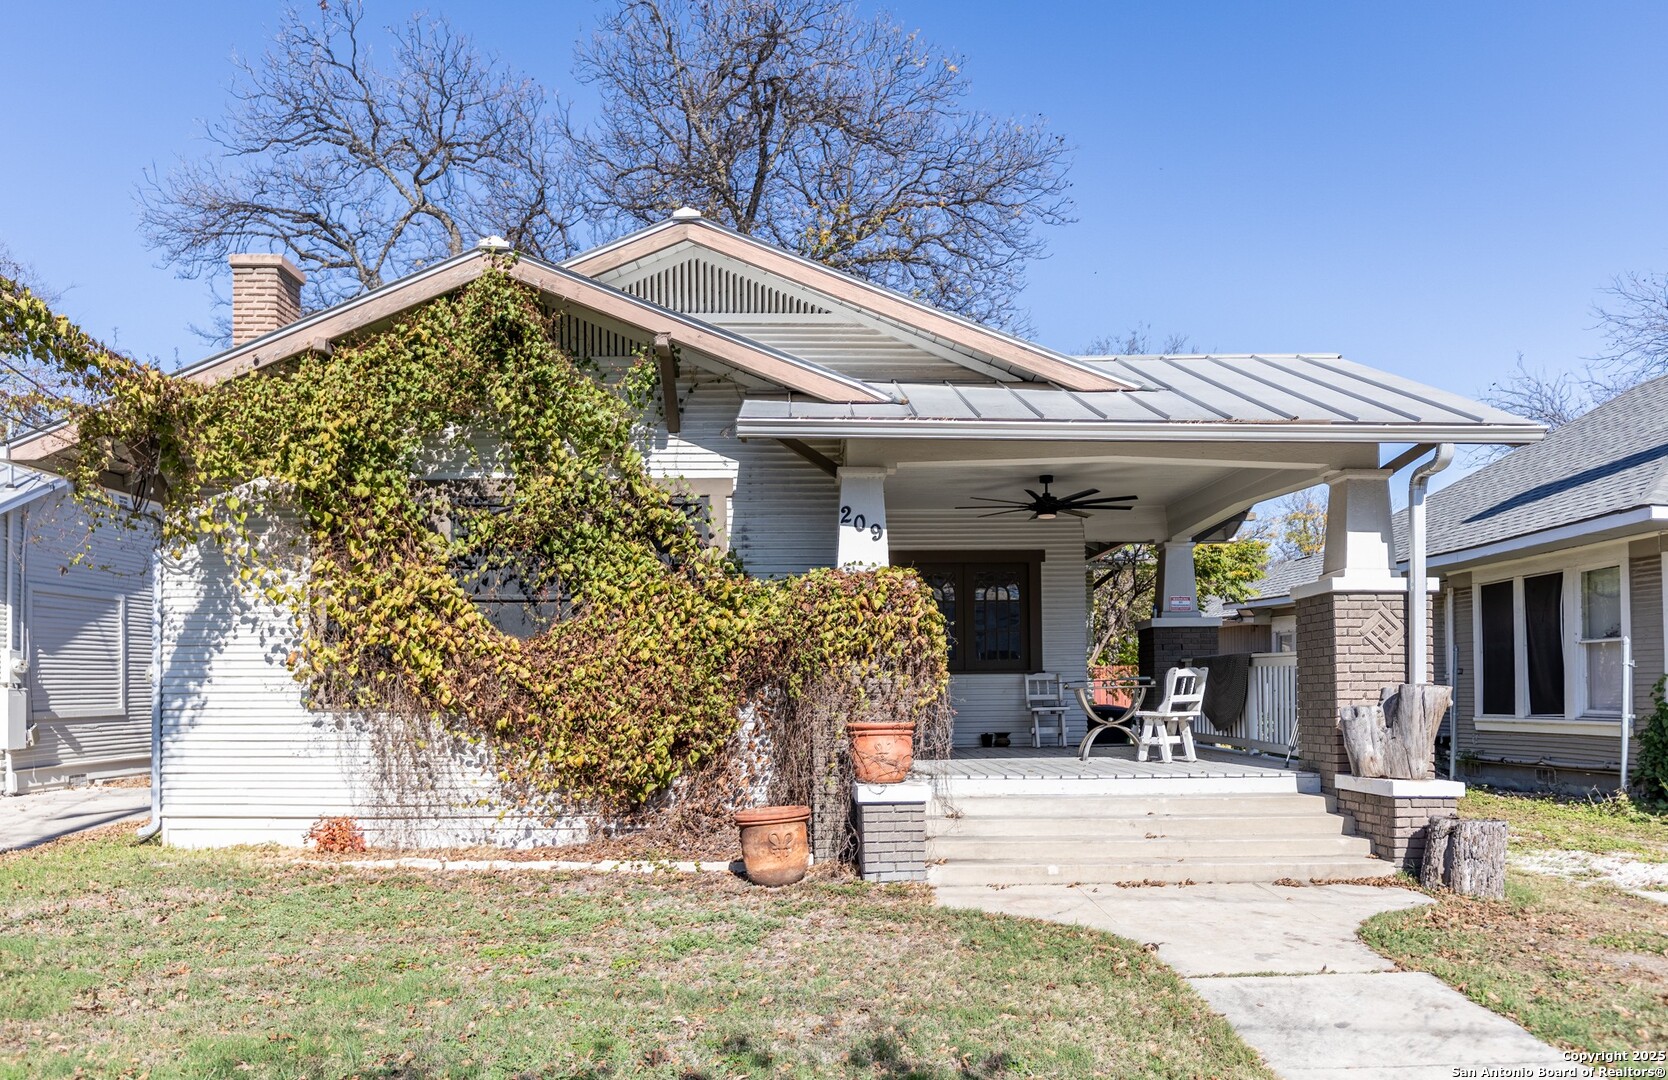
[10,212,1543,879]
[1219,374,1668,793]
[0,464,153,794]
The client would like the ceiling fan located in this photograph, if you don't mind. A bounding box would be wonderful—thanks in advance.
[955,475,1137,520]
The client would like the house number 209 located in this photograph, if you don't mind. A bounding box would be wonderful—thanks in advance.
[839,504,884,542]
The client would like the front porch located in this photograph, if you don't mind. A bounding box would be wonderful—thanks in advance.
[913,744,1316,794]
[901,745,1391,886]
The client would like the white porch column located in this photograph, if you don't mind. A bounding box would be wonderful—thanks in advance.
[1153,541,1199,617]
[835,466,890,567]
[1317,470,1400,590]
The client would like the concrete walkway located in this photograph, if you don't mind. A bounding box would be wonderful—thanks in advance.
[1,786,150,852]
[936,882,1582,1079]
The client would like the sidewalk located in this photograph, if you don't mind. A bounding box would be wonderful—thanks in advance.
[935,881,1581,1079]
[1,785,150,852]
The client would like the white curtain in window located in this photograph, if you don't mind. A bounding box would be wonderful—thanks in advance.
[1581,566,1623,714]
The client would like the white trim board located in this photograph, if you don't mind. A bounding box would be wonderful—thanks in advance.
[1473,718,1623,737]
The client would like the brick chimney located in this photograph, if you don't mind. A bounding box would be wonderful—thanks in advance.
[228,253,305,345]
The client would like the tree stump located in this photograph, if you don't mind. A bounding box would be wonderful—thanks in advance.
[1420,817,1507,898]
[1337,683,1452,779]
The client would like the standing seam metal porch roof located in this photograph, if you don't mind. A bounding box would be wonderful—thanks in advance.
[735,354,1544,441]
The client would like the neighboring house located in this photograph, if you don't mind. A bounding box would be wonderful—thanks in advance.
[1211,553,1321,655]
[9,212,1540,847]
[0,464,153,794]
[1220,376,1668,792]
[1423,377,1668,793]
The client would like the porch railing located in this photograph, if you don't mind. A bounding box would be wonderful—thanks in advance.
[1188,652,1297,757]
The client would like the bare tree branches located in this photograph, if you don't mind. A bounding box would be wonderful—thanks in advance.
[139,1,582,313]
[1082,326,1195,355]
[1593,270,1668,388]
[569,0,1073,327]
[1482,272,1668,441]
[1479,352,1592,432]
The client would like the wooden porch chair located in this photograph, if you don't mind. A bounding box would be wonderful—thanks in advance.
[1134,666,1207,764]
[1024,672,1069,748]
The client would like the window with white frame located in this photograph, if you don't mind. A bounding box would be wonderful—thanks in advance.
[1580,566,1623,714]
[1473,555,1627,719]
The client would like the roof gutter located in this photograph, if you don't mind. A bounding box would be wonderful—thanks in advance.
[1418,505,1668,572]
[734,417,1548,445]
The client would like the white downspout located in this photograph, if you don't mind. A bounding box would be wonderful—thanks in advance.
[1446,586,1459,781]
[1621,635,1635,795]
[135,548,163,841]
[1406,444,1455,684]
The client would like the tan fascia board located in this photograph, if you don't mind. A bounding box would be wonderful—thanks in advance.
[177,251,884,402]
[8,252,892,463]
[564,221,1139,393]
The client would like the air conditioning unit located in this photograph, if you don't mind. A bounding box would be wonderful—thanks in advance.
[3,687,28,751]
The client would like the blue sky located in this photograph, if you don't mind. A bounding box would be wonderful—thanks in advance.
[4,0,1665,416]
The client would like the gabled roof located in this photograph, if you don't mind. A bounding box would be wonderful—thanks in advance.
[10,246,894,462]
[563,216,1138,393]
[735,356,1545,443]
[1410,374,1668,559]
[168,249,888,402]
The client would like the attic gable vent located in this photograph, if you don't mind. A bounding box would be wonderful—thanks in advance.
[624,257,829,316]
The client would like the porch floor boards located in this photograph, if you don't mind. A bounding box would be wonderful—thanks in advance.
[914,745,1301,782]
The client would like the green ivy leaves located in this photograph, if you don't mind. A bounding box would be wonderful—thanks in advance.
[4,265,949,812]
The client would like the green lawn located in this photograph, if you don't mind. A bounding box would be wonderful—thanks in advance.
[1360,788,1668,1054]
[0,832,1272,1079]
[1457,788,1668,862]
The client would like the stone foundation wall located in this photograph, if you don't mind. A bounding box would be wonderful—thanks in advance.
[851,783,928,882]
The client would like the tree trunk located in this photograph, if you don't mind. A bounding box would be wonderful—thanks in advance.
[1420,817,1507,898]
[1337,682,1452,779]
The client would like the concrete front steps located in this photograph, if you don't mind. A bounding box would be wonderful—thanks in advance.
[927,790,1399,886]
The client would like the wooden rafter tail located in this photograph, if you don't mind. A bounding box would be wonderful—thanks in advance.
[653,333,680,435]
[776,438,839,478]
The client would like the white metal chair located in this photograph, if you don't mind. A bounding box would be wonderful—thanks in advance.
[1024,672,1069,748]
[1134,666,1207,763]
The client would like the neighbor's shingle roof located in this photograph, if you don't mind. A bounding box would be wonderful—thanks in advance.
[1206,552,1326,612]
[736,355,1540,438]
[1416,374,1668,556]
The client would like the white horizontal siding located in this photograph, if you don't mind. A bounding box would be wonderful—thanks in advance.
[157,540,587,848]
[4,492,153,792]
[1446,548,1668,779]
[888,512,1088,748]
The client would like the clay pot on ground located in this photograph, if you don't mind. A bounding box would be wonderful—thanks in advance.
[849,721,916,784]
[734,805,811,886]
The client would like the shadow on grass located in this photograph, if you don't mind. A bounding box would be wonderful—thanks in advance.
[847,1029,1014,1079]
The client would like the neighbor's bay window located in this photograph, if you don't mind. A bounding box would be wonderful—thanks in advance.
[892,550,1042,674]
[1474,558,1627,719]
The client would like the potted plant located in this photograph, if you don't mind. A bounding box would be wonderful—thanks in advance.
[847,670,916,784]
[849,720,916,783]
[734,804,811,886]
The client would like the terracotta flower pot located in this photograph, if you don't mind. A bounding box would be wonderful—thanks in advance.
[734,804,811,886]
[849,721,916,784]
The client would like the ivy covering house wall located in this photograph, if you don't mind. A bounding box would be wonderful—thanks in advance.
[1,263,950,830]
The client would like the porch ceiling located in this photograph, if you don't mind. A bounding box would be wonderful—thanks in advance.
[879,449,1344,543]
